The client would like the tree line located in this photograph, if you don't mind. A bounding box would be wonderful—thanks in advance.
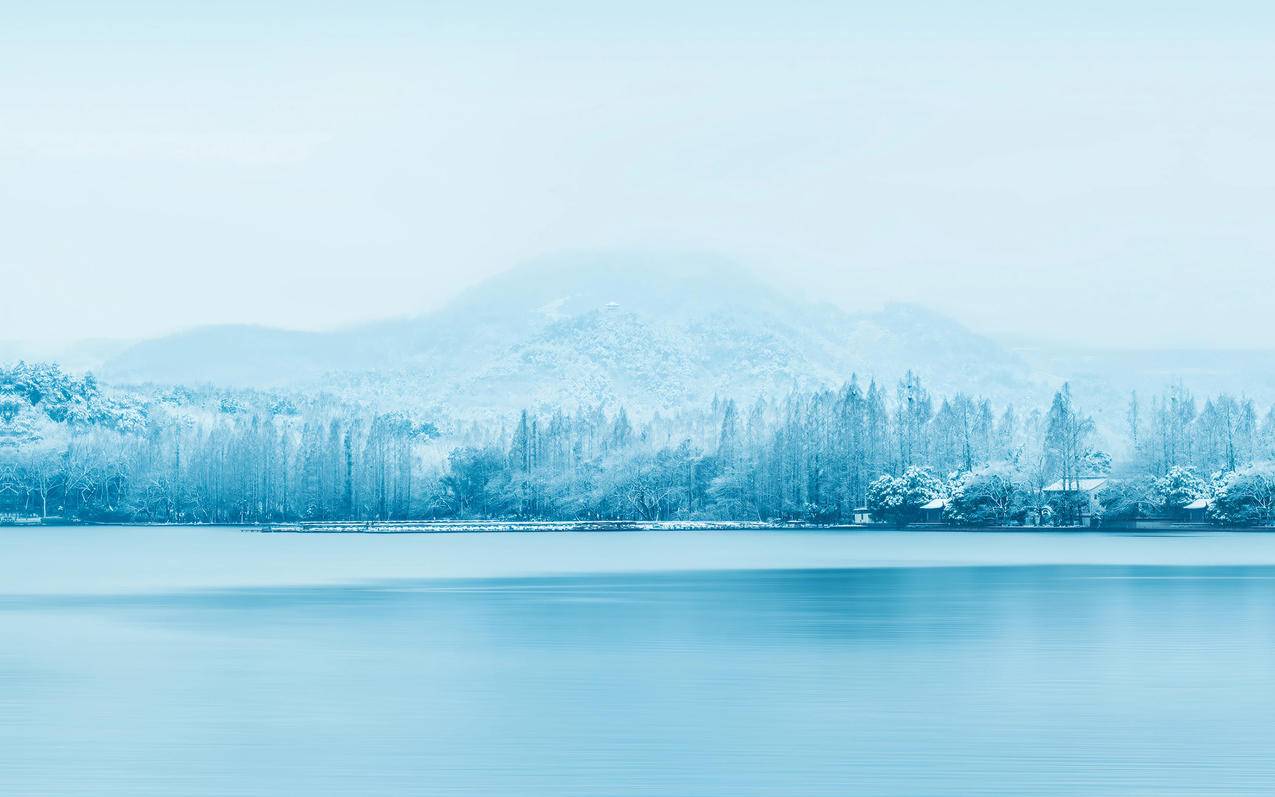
[5,362,1275,526]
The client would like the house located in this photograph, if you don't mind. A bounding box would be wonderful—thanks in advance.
[919,497,949,524]
[1182,497,1213,524]
[852,507,873,525]
[1042,478,1108,526]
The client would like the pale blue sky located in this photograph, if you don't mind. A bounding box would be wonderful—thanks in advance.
[3,2,1273,347]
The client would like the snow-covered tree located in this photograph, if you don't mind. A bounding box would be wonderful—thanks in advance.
[1154,466,1209,515]
[866,466,942,528]
[1210,463,1275,527]
[946,465,1025,527]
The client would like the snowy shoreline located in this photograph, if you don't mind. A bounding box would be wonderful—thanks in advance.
[257,520,1252,534]
[8,519,1251,533]
[255,520,853,534]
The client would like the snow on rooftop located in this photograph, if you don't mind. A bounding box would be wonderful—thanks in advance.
[1183,497,1213,511]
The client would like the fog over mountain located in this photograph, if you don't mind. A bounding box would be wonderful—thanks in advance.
[92,252,1039,415]
[8,250,1275,438]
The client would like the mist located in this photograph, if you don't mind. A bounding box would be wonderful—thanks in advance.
[4,1,1275,348]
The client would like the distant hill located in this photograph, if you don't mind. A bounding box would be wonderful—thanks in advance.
[95,251,1040,415]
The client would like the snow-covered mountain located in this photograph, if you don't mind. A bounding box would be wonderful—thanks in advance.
[98,251,1039,414]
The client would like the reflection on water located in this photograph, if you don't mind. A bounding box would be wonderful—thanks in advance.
[3,565,1275,795]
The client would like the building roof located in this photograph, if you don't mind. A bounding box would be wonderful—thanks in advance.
[1043,478,1108,493]
[1183,497,1213,511]
[920,497,949,511]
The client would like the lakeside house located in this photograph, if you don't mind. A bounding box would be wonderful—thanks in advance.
[919,497,949,524]
[852,507,873,525]
[1042,478,1108,526]
[1182,497,1213,524]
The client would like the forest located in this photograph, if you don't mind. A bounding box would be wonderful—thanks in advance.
[3,362,1275,527]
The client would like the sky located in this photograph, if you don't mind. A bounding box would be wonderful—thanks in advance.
[3,1,1274,348]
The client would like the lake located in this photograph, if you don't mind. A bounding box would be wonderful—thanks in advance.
[2,527,1275,795]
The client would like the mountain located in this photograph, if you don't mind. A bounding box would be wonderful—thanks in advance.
[96,251,1039,414]
[103,325,336,387]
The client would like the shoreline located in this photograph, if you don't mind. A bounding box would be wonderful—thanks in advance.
[254,520,1259,534]
[5,519,1265,533]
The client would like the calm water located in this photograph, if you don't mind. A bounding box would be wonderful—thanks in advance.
[3,529,1275,795]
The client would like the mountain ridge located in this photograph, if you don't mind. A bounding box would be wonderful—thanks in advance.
[88,251,1039,413]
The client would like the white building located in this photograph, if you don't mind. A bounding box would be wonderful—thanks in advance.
[919,497,949,524]
[1182,497,1213,523]
[1042,478,1108,525]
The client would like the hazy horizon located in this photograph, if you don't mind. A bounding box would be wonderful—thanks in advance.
[10,246,1275,356]
[12,241,1275,351]
[5,2,1274,348]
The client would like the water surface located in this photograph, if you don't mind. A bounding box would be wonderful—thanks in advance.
[2,528,1274,795]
